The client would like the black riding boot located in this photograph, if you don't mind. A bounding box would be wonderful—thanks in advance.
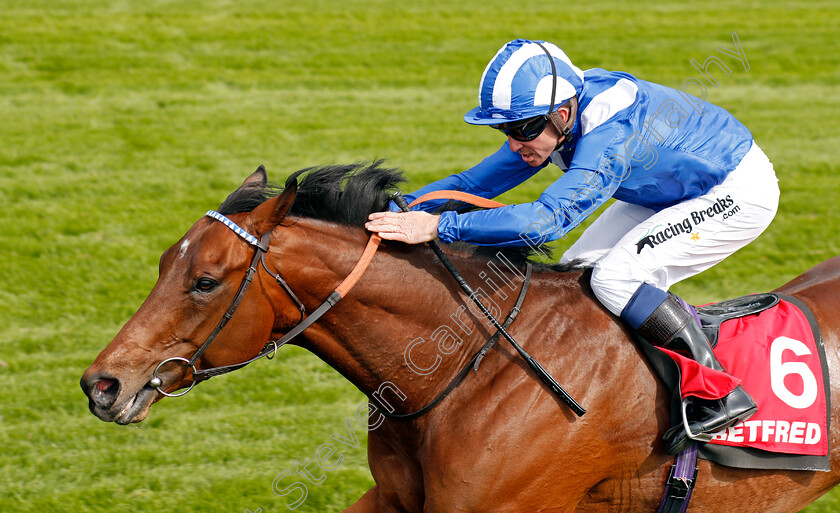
[636,294,757,454]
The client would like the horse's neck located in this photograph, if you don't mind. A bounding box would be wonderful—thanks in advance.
[271,219,545,408]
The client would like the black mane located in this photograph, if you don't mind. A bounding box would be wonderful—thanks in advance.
[217,161,574,270]
[218,160,403,225]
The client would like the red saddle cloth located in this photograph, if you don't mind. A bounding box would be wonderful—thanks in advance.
[658,298,828,456]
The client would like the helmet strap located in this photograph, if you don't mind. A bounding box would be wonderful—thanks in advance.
[549,95,578,149]
[532,41,577,150]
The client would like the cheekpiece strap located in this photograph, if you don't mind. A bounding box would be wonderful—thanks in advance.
[206,210,268,250]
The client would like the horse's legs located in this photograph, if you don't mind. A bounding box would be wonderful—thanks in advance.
[343,485,415,513]
[343,486,381,513]
[343,482,426,513]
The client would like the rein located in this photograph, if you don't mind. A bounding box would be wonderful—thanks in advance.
[151,192,570,420]
[149,210,383,396]
[375,263,533,421]
[390,192,585,417]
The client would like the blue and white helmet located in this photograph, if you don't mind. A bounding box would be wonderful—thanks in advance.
[464,39,584,125]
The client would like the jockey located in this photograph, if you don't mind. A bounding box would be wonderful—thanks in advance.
[365,38,779,454]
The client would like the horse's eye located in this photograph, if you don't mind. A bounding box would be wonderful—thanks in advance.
[194,277,218,293]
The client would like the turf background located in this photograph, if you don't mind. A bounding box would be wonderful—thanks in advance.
[1,1,839,511]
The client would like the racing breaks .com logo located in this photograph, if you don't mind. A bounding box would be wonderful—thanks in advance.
[636,195,739,254]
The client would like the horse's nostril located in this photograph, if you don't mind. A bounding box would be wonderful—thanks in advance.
[88,375,121,409]
[97,378,116,393]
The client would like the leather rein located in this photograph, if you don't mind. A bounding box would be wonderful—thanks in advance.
[149,209,382,397]
[150,192,530,420]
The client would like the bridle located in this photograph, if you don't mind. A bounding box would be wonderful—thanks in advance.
[149,193,498,397]
[149,209,381,397]
[147,192,581,418]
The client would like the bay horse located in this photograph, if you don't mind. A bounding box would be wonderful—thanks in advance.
[81,162,840,512]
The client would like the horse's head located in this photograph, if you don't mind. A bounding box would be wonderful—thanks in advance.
[81,166,298,424]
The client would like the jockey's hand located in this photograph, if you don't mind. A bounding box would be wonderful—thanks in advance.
[365,211,440,244]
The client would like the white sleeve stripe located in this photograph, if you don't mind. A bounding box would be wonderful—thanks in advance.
[580,78,638,136]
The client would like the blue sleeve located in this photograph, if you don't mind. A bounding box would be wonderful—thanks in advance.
[437,124,627,247]
[389,141,545,212]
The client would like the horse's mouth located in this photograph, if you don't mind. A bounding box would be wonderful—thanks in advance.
[95,386,158,425]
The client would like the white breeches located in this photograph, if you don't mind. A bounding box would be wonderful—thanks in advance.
[560,143,780,316]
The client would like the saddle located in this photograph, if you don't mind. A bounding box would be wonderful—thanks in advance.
[695,292,780,346]
[637,292,830,471]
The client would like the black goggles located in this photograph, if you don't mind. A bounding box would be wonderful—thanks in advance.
[491,115,549,142]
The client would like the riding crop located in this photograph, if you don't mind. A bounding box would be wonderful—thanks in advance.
[392,192,586,417]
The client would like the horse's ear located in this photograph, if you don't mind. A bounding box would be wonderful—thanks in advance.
[249,178,297,235]
[242,165,267,188]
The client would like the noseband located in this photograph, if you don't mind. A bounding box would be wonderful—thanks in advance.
[149,210,381,397]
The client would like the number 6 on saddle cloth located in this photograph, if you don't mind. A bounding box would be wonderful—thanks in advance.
[638,293,830,470]
[393,189,829,471]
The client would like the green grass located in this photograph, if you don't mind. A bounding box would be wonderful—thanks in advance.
[1,0,839,511]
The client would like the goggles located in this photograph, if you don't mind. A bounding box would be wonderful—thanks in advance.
[491,115,549,142]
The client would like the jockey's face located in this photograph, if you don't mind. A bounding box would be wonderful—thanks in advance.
[505,107,569,167]
[507,122,564,167]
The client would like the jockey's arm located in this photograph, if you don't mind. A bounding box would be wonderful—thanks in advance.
[367,165,618,247]
[392,141,545,213]
[434,165,616,247]
[368,124,627,246]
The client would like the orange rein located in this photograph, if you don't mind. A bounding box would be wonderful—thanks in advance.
[333,191,506,298]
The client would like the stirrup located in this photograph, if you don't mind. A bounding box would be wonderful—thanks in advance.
[679,398,715,443]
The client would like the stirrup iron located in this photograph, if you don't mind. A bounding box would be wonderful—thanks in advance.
[680,399,715,443]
